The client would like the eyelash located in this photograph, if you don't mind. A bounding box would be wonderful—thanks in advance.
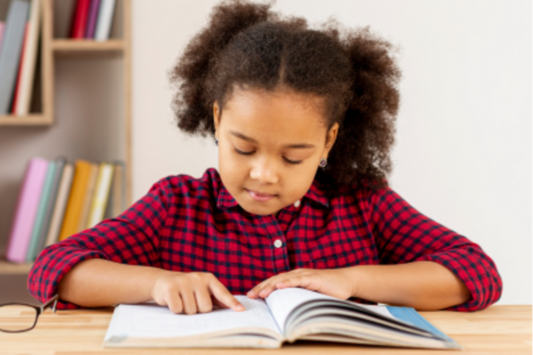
[234,148,303,165]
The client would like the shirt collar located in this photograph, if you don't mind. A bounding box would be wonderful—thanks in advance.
[216,177,329,210]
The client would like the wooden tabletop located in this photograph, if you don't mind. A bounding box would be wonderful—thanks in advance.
[0,305,530,354]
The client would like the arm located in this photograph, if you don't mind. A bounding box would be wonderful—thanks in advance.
[369,186,502,311]
[28,177,171,309]
[344,261,471,310]
[57,258,170,307]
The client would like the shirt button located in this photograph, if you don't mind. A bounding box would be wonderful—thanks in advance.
[293,199,301,208]
[274,239,283,248]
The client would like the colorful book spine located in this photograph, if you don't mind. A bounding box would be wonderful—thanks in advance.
[0,0,30,114]
[70,0,91,39]
[10,22,28,114]
[35,157,66,257]
[87,162,114,228]
[85,0,101,39]
[0,21,5,56]
[77,162,98,232]
[44,163,74,247]
[26,160,56,262]
[94,0,116,41]
[58,160,93,241]
[6,157,48,263]
[14,0,42,116]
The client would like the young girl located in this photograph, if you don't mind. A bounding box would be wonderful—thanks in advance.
[29,0,502,314]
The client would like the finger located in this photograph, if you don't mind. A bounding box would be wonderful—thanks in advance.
[180,289,198,314]
[165,291,183,314]
[247,276,283,298]
[194,286,213,313]
[209,278,245,312]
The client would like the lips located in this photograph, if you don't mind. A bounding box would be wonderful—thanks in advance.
[246,189,277,202]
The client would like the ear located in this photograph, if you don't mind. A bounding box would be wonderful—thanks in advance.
[323,122,339,158]
[213,101,221,137]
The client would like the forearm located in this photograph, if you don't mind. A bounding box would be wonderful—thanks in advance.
[345,261,471,310]
[57,259,175,307]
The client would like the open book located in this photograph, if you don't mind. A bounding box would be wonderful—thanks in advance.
[103,288,462,349]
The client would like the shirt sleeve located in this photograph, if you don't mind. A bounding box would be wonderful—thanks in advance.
[370,186,502,312]
[27,177,172,310]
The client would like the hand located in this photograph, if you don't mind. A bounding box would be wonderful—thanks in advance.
[150,271,245,314]
[246,268,356,300]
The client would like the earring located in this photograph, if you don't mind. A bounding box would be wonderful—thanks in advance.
[215,137,219,146]
[319,158,327,169]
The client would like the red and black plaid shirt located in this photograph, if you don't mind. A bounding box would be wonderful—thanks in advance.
[28,168,502,311]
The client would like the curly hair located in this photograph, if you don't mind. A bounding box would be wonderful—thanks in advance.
[169,0,400,190]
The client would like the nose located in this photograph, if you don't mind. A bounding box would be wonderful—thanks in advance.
[250,157,279,184]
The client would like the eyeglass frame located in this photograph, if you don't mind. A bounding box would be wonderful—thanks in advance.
[0,294,58,333]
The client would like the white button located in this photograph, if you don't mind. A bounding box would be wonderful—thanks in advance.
[274,239,283,248]
[293,199,301,208]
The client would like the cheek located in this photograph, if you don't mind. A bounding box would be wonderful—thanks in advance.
[218,145,248,184]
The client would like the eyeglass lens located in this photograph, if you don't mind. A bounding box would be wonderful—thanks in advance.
[0,305,37,332]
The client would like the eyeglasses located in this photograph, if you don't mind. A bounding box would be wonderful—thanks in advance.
[0,294,58,333]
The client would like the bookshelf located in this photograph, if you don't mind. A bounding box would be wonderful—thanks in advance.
[0,0,131,275]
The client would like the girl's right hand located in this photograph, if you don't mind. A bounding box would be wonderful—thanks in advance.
[150,271,245,314]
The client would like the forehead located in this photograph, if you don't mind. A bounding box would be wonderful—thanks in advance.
[221,87,328,142]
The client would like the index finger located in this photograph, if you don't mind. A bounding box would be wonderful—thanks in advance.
[208,277,245,312]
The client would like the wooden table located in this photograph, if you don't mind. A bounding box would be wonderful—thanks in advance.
[0,305,530,354]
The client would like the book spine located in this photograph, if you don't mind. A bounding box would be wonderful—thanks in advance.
[35,157,66,256]
[15,0,42,116]
[0,22,5,57]
[11,22,28,114]
[94,0,116,41]
[44,164,74,247]
[58,160,92,241]
[26,160,56,262]
[6,157,48,263]
[70,0,91,39]
[86,163,114,228]
[85,0,101,39]
[77,162,98,232]
[0,0,30,114]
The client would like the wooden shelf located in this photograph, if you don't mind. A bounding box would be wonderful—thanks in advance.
[52,39,124,53]
[0,114,52,126]
[0,260,33,274]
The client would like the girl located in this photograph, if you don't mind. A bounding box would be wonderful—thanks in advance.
[29,0,501,314]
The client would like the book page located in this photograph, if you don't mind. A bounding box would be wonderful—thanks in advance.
[265,288,395,334]
[104,295,282,341]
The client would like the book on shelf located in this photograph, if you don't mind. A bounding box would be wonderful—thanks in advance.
[0,21,5,54]
[0,0,30,114]
[85,0,101,39]
[4,157,126,263]
[76,162,98,233]
[5,157,48,263]
[104,287,462,350]
[70,0,91,39]
[13,0,41,116]
[69,0,116,41]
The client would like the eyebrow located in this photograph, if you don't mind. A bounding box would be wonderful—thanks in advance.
[230,130,315,149]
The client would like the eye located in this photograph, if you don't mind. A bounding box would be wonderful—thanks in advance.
[234,147,254,156]
[283,157,303,165]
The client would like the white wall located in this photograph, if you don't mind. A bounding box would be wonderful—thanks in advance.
[132,0,531,305]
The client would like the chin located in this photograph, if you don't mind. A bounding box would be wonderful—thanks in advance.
[240,201,279,216]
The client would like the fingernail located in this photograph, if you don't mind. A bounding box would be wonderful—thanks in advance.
[236,304,244,311]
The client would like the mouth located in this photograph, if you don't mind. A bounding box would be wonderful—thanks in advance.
[245,189,277,202]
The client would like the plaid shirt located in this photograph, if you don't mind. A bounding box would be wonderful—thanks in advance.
[28,168,502,311]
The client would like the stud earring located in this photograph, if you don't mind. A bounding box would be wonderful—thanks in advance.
[319,158,327,169]
[215,137,219,146]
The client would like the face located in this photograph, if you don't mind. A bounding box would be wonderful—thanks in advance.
[214,87,338,216]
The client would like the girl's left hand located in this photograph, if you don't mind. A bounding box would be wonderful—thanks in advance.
[246,268,356,300]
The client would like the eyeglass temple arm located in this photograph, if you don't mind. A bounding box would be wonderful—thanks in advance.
[41,294,59,313]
